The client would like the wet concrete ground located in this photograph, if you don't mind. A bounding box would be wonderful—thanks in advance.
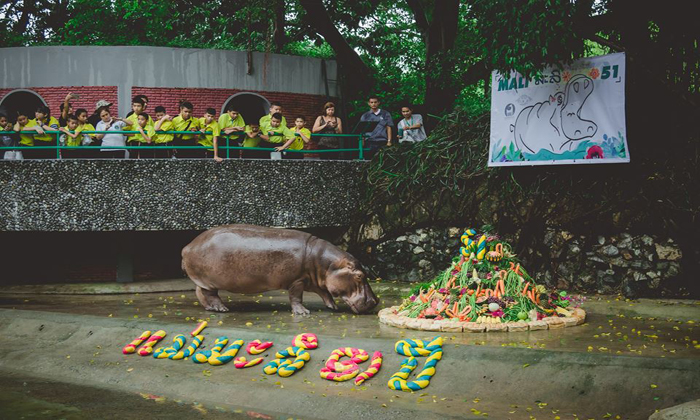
[1,282,698,360]
[0,371,276,420]
[1,281,699,419]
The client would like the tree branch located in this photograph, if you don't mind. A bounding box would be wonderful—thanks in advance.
[299,0,374,89]
[405,0,429,35]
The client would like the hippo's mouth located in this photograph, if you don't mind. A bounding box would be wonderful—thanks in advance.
[343,297,361,314]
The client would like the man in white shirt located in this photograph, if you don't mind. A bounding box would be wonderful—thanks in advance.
[94,107,134,158]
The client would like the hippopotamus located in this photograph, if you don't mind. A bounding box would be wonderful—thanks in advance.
[512,74,598,153]
[181,224,379,315]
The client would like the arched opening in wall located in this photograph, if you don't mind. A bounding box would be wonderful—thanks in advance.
[222,93,270,126]
[0,90,47,121]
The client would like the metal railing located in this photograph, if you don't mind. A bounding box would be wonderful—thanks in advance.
[0,131,369,160]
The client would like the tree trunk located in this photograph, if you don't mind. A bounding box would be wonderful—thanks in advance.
[273,0,286,52]
[299,0,375,92]
[407,0,460,123]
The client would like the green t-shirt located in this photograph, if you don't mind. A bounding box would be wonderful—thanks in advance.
[171,115,201,141]
[198,118,221,149]
[259,114,286,128]
[30,116,59,142]
[260,121,295,144]
[153,120,175,144]
[242,125,262,148]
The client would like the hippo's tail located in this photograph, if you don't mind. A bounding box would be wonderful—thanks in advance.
[510,124,515,133]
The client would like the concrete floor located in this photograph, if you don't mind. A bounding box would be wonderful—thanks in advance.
[0,280,699,419]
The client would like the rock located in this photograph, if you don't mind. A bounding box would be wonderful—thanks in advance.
[598,236,606,245]
[359,216,384,242]
[419,233,429,241]
[485,323,508,332]
[617,237,632,249]
[545,317,565,329]
[667,262,681,278]
[415,228,424,235]
[621,251,633,260]
[600,245,620,257]
[648,399,700,420]
[440,322,463,333]
[418,259,431,269]
[407,235,420,245]
[507,321,529,332]
[655,243,683,261]
[588,255,605,264]
[568,244,581,255]
[396,235,407,242]
[413,246,425,255]
[633,272,648,282]
[641,235,654,246]
[463,322,486,333]
[528,320,548,330]
[560,231,573,241]
[562,317,578,327]
[447,227,460,238]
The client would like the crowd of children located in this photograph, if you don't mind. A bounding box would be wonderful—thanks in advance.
[1,94,326,161]
[1,93,427,161]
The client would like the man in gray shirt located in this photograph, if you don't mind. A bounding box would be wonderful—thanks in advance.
[360,95,394,159]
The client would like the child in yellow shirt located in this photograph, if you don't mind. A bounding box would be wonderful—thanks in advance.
[199,108,222,161]
[274,115,311,160]
[153,106,175,158]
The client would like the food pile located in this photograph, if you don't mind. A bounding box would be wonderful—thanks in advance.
[397,228,584,323]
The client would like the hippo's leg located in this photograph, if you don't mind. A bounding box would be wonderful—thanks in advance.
[288,279,310,316]
[196,286,229,312]
[316,289,338,311]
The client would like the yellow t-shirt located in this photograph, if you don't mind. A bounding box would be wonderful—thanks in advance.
[153,120,175,144]
[288,127,310,150]
[62,126,82,147]
[260,121,295,144]
[129,125,156,143]
[198,118,221,149]
[18,119,37,146]
[125,113,154,140]
[242,125,262,148]
[30,116,60,142]
[218,113,246,131]
[171,115,201,141]
[259,114,286,128]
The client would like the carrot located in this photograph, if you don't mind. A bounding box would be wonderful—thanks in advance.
[459,305,472,315]
[452,301,459,314]
[467,289,474,296]
[419,289,427,303]
[426,289,435,300]
[535,293,540,305]
[514,263,521,275]
[445,309,455,318]
[475,284,481,297]
[522,282,530,296]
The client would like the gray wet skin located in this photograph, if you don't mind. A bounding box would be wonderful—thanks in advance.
[182,224,379,315]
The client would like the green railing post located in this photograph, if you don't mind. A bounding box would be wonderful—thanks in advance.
[56,132,61,159]
[358,135,364,160]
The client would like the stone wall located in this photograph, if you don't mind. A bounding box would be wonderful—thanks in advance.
[361,225,684,296]
[0,160,367,231]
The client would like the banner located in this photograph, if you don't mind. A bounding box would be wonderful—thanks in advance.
[489,52,629,166]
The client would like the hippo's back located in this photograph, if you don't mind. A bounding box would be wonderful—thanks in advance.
[182,224,313,292]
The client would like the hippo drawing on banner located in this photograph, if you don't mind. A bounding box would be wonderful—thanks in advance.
[512,74,598,154]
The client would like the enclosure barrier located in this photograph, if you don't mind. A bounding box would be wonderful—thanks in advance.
[0,131,369,160]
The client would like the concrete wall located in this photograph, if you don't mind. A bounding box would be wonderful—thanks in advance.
[0,160,366,232]
[0,46,339,117]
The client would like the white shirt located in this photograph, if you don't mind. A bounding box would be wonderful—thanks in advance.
[96,119,127,151]
[398,114,427,142]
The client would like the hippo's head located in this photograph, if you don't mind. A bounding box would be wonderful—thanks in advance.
[561,75,598,140]
[325,257,379,314]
